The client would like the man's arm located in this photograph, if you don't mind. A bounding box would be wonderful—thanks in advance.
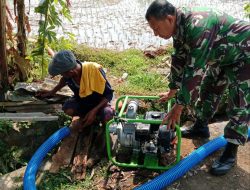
[84,69,114,120]
[80,96,110,128]
[90,97,109,115]
[80,68,113,128]
[99,68,114,101]
[159,39,187,103]
[37,77,67,97]
[51,77,67,94]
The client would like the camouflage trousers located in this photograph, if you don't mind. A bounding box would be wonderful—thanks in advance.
[194,61,250,145]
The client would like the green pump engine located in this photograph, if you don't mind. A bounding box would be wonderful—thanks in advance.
[106,95,182,170]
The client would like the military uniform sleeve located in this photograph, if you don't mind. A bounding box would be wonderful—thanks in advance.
[176,13,219,105]
[168,40,186,89]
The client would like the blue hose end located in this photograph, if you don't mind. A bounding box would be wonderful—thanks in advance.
[23,126,70,190]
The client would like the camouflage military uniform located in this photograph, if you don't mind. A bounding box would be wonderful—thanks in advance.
[169,7,250,145]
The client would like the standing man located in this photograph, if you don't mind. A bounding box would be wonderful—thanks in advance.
[146,0,250,175]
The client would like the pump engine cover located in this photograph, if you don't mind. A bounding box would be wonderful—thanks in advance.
[145,111,165,120]
[145,111,166,131]
[135,123,151,141]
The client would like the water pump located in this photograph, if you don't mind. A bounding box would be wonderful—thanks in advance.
[106,95,181,170]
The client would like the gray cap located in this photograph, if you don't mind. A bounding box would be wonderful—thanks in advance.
[48,50,77,76]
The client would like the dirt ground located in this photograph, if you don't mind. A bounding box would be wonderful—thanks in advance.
[92,119,250,190]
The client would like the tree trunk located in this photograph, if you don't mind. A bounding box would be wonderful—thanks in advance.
[16,0,27,81]
[0,0,8,101]
[17,0,26,57]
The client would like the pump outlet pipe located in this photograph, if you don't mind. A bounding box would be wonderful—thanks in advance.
[135,128,250,190]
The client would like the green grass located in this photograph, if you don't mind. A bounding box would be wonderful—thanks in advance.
[73,45,171,95]
[37,160,110,190]
[116,72,167,95]
[26,42,172,95]
[27,42,172,95]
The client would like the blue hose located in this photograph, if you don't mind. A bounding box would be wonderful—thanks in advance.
[23,126,70,190]
[24,126,249,190]
[135,128,250,190]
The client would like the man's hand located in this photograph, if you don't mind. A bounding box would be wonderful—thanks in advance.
[81,109,98,128]
[159,89,177,103]
[70,117,81,130]
[36,90,55,98]
[162,103,184,130]
[78,97,109,130]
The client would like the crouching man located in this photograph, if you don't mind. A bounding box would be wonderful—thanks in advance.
[38,50,114,167]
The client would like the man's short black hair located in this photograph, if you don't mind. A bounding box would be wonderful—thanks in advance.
[145,0,176,20]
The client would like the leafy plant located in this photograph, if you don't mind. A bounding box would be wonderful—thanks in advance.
[17,121,31,129]
[37,170,73,190]
[32,0,74,77]
[56,111,72,126]
[0,120,13,134]
[0,141,26,175]
[244,3,250,18]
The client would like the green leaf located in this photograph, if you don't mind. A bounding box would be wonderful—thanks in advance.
[31,0,74,74]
